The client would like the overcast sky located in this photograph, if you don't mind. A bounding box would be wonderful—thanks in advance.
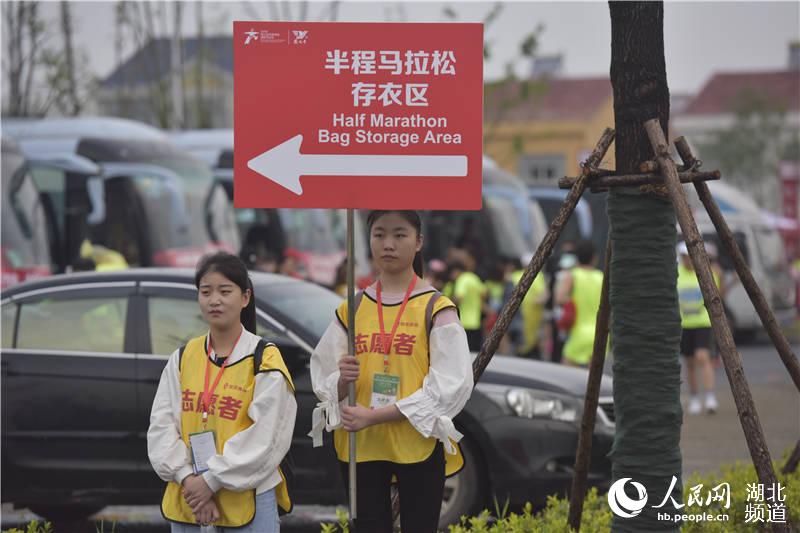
[29,0,800,95]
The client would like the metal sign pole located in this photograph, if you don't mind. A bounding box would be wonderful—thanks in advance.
[346,208,357,524]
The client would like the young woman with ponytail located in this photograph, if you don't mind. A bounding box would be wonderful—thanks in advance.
[148,252,296,532]
[310,210,473,532]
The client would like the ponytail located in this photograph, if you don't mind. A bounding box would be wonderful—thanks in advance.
[413,251,424,279]
[241,278,257,334]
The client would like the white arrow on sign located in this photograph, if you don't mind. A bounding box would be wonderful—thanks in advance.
[247,134,468,195]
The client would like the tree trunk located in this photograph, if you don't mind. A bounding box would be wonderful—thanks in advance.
[608,3,682,531]
[194,0,209,128]
[59,1,81,115]
[23,2,42,116]
[170,0,183,129]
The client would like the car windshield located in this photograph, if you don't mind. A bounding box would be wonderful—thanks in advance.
[255,279,342,342]
[754,226,788,274]
[701,232,749,271]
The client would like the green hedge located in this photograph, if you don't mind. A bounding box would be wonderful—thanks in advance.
[446,454,799,532]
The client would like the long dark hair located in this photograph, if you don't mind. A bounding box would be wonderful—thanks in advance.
[366,210,424,278]
[194,252,257,333]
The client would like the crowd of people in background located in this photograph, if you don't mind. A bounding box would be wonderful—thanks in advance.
[418,239,605,368]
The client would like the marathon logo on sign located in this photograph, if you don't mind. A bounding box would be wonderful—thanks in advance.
[234,21,483,209]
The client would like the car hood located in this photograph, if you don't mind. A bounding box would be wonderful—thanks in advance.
[478,355,613,398]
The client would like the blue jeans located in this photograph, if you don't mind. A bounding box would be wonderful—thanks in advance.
[170,489,280,533]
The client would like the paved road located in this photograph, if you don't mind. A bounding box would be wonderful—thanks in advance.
[679,336,799,478]
[3,337,797,532]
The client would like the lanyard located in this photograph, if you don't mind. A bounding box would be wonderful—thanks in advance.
[202,327,244,425]
[376,276,417,373]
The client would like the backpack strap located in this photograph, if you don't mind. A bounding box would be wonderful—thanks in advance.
[425,291,443,342]
[253,338,268,375]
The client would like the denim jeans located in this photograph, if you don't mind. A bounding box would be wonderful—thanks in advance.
[169,488,280,533]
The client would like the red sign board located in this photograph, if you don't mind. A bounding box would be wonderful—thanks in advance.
[233,22,483,209]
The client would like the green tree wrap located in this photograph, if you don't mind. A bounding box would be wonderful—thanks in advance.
[608,187,683,531]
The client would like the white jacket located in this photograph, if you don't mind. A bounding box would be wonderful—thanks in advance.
[309,284,473,454]
[147,328,297,495]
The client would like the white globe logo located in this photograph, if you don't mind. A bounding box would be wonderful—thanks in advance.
[607,477,648,518]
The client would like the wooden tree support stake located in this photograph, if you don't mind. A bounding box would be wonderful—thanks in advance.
[568,237,612,532]
[472,127,615,382]
[644,118,790,533]
[673,136,800,393]
[782,439,800,475]
[558,169,720,190]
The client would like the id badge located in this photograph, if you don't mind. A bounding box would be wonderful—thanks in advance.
[189,430,217,474]
[370,373,400,409]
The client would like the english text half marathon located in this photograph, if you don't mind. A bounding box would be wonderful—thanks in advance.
[333,113,449,129]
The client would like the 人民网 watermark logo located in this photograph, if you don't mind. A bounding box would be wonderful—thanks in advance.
[606,476,786,525]
[607,477,648,518]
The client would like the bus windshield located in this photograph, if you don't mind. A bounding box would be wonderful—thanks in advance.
[484,191,530,259]
[277,209,341,254]
[78,138,240,258]
[1,151,51,270]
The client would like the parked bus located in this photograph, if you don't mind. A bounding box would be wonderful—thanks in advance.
[421,157,548,278]
[3,118,239,270]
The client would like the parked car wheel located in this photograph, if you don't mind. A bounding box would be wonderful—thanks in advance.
[439,437,486,528]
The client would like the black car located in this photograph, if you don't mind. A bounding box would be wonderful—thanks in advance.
[0,269,614,527]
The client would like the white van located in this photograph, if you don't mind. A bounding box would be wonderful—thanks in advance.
[686,181,796,340]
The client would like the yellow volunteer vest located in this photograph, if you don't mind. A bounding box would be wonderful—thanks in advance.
[334,290,465,476]
[161,336,295,528]
[677,264,716,329]
[562,267,604,365]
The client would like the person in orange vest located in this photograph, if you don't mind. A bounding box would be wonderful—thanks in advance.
[309,210,473,533]
[148,252,296,531]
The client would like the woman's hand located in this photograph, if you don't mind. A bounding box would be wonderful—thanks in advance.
[194,498,220,525]
[337,355,359,400]
[338,355,360,385]
[182,474,214,510]
[340,404,375,432]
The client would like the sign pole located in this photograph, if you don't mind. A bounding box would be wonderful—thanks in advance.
[346,208,358,524]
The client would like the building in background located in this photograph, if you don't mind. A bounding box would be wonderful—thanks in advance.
[96,36,234,129]
[483,56,615,186]
[672,43,800,216]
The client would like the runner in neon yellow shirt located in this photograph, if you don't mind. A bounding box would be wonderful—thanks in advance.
[555,241,603,367]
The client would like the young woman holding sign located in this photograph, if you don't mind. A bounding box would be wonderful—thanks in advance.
[310,210,473,532]
[148,252,296,532]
